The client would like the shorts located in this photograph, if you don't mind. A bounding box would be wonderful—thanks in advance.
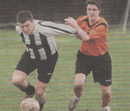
[75,50,112,86]
[15,50,58,83]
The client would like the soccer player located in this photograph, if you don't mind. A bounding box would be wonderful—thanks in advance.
[64,0,112,111]
[12,10,78,111]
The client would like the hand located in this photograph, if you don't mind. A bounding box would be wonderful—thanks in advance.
[76,36,82,40]
[64,17,78,27]
[54,34,59,37]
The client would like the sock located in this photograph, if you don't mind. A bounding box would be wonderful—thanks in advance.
[40,100,46,111]
[101,94,111,107]
[20,83,35,95]
[74,95,80,100]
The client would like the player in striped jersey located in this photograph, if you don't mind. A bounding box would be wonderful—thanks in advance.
[65,0,112,111]
[12,10,78,111]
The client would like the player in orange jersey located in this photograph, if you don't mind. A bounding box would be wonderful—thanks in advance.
[65,0,112,111]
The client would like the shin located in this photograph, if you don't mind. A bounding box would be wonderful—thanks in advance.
[101,85,112,107]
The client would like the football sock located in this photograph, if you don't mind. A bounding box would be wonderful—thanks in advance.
[20,83,35,95]
[101,94,111,107]
[40,100,46,111]
[74,94,80,99]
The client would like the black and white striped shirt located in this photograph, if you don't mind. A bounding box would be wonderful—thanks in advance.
[16,20,78,60]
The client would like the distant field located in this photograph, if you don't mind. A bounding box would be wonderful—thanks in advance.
[0,28,130,111]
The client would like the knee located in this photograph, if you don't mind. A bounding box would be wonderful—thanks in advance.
[35,87,45,96]
[74,84,83,91]
[12,74,24,87]
[12,78,24,87]
[102,89,111,97]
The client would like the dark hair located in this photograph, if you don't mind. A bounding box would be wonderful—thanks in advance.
[86,0,101,10]
[16,11,33,23]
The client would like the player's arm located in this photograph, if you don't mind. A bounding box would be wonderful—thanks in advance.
[39,21,78,36]
[64,17,90,41]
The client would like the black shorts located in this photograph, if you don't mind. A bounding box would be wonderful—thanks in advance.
[75,50,112,86]
[15,51,58,83]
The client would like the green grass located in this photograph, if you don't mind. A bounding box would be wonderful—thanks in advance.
[0,28,130,111]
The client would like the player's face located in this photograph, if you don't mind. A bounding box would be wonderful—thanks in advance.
[86,4,100,22]
[19,20,35,35]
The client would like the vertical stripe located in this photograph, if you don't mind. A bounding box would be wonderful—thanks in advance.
[38,48,47,60]
[39,33,52,58]
[24,34,31,45]
[29,34,39,58]
[20,33,25,43]
[28,48,35,59]
[29,34,35,46]
[33,32,42,45]
[47,37,56,55]
[20,32,53,60]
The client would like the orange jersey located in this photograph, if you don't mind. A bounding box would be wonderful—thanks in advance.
[77,15,108,56]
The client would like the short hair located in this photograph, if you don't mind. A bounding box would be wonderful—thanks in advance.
[86,0,101,10]
[16,10,33,23]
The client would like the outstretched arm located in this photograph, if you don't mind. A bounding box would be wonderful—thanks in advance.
[39,21,78,36]
[64,17,90,41]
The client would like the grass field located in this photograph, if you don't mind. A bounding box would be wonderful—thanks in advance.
[0,28,130,111]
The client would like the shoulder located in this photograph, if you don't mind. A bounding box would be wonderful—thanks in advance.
[76,15,88,23]
[35,20,55,35]
[34,19,52,27]
[36,20,56,31]
[37,20,54,27]
[98,17,108,27]
[100,17,107,23]
[15,24,22,34]
[94,17,108,30]
[35,20,50,30]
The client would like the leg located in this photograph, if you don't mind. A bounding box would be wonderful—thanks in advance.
[35,80,48,111]
[69,73,86,110]
[12,70,35,98]
[73,51,89,97]
[73,73,86,98]
[100,85,112,108]
[35,52,58,111]
[12,70,28,89]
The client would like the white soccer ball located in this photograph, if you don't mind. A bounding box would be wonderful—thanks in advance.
[20,98,40,111]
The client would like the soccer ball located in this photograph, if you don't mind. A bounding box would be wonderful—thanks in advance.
[20,98,40,111]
